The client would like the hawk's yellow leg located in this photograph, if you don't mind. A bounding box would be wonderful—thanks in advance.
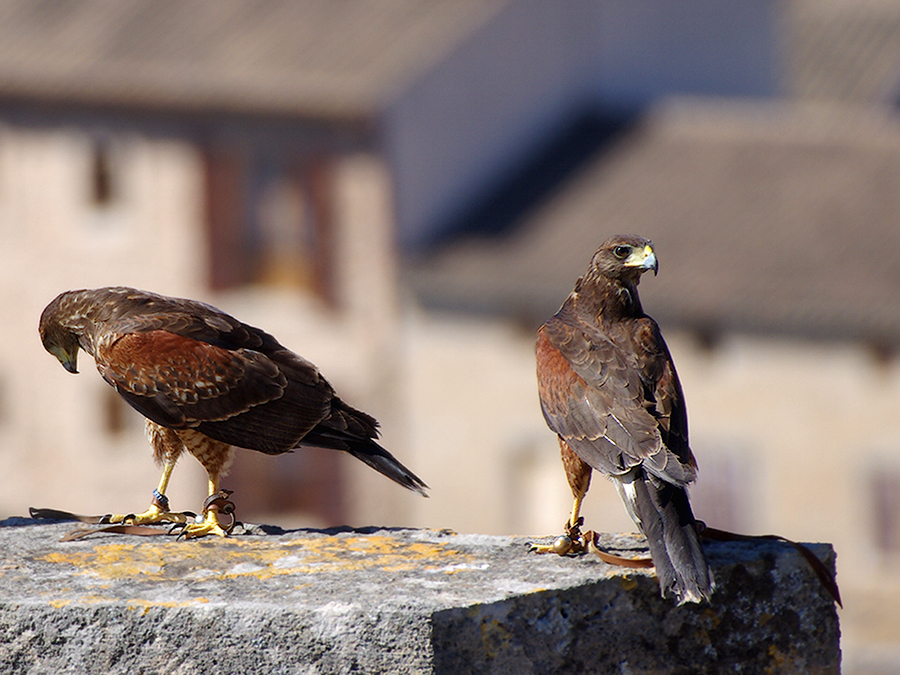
[179,474,230,539]
[530,490,588,555]
[531,438,592,555]
[103,457,188,526]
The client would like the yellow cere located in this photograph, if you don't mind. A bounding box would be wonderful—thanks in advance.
[38,534,472,583]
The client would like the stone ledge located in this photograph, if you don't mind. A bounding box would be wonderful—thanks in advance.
[0,518,839,674]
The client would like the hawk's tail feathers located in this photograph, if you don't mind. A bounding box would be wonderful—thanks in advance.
[618,473,714,604]
[299,426,429,497]
[298,397,429,496]
[345,439,429,497]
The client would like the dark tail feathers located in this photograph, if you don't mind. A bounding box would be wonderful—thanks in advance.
[621,472,714,604]
[346,439,429,497]
[301,398,429,497]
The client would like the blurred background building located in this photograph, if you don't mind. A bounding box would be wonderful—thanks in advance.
[0,0,897,671]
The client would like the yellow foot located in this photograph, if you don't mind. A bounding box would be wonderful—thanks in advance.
[530,535,581,555]
[177,510,229,539]
[174,490,236,539]
[529,518,587,556]
[101,503,188,526]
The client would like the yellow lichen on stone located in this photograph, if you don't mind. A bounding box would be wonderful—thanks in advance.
[765,644,794,674]
[37,533,471,583]
[479,618,512,658]
[619,577,638,591]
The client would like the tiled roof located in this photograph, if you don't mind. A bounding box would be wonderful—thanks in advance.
[787,0,900,103]
[0,0,510,119]
[409,99,900,347]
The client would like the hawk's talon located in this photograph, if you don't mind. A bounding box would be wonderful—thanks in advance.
[177,509,230,539]
[530,534,582,556]
[169,492,236,539]
[103,503,188,527]
[530,518,589,555]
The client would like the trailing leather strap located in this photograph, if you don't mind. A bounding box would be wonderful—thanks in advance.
[583,530,655,568]
[29,500,239,541]
[29,507,105,524]
[59,524,173,541]
[697,522,842,607]
[31,506,190,541]
[582,523,841,607]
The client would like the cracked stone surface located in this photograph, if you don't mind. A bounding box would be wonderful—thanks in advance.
[0,517,839,674]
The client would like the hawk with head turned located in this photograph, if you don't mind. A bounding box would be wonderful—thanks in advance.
[39,286,427,537]
[533,235,713,604]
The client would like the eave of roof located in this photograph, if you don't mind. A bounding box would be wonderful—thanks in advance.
[409,98,900,348]
[0,0,511,122]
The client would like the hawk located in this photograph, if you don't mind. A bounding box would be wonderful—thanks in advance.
[39,287,427,538]
[533,235,714,604]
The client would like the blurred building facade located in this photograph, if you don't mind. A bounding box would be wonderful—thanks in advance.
[0,0,896,672]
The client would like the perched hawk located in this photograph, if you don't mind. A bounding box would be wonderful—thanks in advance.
[533,235,713,604]
[39,287,427,537]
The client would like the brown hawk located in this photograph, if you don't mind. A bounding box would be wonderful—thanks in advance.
[533,235,714,604]
[39,287,427,538]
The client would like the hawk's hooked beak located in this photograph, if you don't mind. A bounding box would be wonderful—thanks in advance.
[627,244,658,276]
[50,346,79,374]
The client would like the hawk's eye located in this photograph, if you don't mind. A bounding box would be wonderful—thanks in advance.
[613,245,631,259]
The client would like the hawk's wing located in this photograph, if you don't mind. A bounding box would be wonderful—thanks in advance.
[536,313,696,486]
[106,298,275,351]
[94,329,332,453]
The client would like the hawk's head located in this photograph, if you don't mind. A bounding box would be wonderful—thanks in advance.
[589,235,658,284]
[39,292,84,374]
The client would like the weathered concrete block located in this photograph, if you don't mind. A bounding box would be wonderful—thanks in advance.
[0,517,839,674]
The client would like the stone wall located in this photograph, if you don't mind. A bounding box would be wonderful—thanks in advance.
[0,518,839,674]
